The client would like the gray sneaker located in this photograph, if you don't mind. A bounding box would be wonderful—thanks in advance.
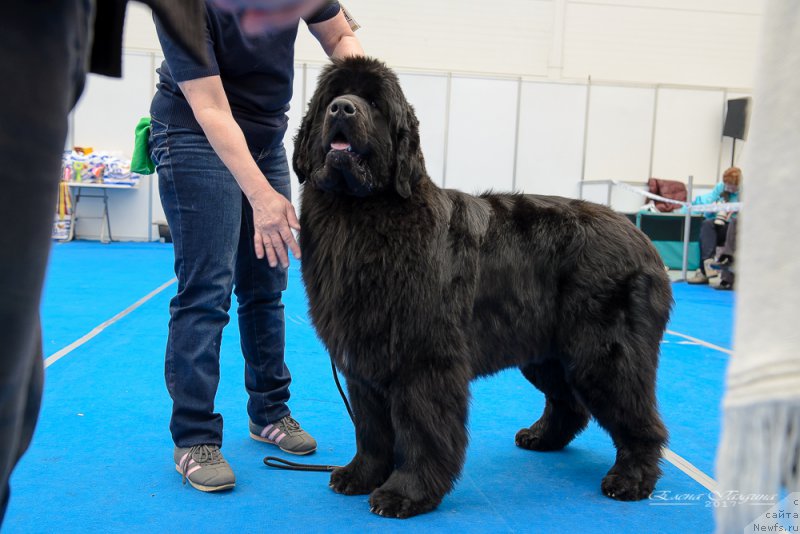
[174,444,235,492]
[249,416,317,455]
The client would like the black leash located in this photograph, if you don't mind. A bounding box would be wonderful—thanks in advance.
[263,456,340,472]
[263,354,355,472]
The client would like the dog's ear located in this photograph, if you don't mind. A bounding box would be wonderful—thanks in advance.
[292,100,318,184]
[393,103,425,199]
[293,74,330,184]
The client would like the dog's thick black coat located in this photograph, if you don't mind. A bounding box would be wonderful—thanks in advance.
[293,57,671,519]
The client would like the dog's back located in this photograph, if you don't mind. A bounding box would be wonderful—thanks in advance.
[438,189,672,377]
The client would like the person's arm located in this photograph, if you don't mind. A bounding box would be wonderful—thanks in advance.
[693,182,724,205]
[309,9,364,58]
[178,75,300,269]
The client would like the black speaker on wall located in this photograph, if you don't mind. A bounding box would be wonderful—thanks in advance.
[723,97,751,166]
[723,97,750,140]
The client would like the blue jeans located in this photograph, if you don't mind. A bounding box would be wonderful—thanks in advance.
[150,119,292,448]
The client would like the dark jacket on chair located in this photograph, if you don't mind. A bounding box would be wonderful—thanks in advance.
[648,178,687,213]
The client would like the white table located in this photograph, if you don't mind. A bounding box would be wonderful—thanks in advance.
[67,181,139,243]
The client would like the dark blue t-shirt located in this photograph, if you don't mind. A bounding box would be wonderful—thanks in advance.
[150,1,340,150]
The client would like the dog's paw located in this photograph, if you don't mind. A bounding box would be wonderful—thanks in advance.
[329,465,381,495]
[369,487,437,519]
[514,427,565,452]
[601,472,655,501]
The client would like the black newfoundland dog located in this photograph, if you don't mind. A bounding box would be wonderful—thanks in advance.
[293,57,671,518]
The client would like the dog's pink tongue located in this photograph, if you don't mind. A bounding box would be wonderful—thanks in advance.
[331,141,351,151]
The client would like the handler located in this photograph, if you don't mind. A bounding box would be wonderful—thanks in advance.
[149,0,363,492]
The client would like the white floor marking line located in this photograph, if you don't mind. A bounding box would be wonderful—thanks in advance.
[660,331,726,491]
[44,278,177,368]
[666,329,733,356]
[663,448,719,493]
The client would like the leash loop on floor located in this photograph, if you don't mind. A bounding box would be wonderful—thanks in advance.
[262,353,353,473]
[263,456,340,472]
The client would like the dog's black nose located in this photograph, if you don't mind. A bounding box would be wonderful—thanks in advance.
[329,97,357,118]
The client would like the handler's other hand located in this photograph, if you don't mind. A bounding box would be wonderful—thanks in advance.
[248,186,301,268]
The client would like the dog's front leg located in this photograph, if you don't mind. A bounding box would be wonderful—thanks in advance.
[369,363,470,519]
[330,379,394,495]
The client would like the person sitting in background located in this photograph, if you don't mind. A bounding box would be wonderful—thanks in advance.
[713,217,738,290]
[687,167,742,287]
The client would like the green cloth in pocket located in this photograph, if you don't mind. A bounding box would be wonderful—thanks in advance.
[131,116,155,174]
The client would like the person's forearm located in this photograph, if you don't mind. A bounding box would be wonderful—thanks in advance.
[330,35,363,59]
[192,107,274,200]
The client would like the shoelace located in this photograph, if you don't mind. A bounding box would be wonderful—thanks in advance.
[179,444,224,485]
[278,416,302,435]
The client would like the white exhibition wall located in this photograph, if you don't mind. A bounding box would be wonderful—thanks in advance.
[66,51,748,240]
[516,82,587,199]
[125,1,763,88]
[445,77,519,193]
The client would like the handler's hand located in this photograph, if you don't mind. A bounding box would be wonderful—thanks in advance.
[248,186,301,268]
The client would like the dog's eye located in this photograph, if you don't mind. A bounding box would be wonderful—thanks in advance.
[370,100,379,109]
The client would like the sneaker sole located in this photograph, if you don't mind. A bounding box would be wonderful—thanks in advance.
[174,465,235,492]
[249,432,317,455]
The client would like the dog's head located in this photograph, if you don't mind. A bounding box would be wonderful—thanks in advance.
[293,57,425,198]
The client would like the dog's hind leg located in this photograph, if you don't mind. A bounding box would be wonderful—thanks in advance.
[515,359,590,451]
[570,342,668,501]
[369,363,470,519]
[330,380,395,495]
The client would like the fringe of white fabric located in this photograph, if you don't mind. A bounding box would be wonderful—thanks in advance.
[715,401,800,533]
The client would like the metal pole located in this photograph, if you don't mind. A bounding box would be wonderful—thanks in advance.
[579,76,591,187]
[511,77,523,191]
[441,72,452,188]
[681,175,694,281]
[648,86,659,179]
[716,90,727,182]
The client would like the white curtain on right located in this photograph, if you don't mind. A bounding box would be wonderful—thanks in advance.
[715,1,800,532]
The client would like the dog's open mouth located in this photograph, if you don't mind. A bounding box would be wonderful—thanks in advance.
[327,130,365,160]
[330,133,353,153]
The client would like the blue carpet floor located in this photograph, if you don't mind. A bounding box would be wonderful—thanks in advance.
[3,241,735,534]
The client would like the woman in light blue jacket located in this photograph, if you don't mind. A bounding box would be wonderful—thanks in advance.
[688,167,742,287]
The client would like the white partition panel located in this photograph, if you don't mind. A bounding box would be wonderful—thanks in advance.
[72,52,158,240]
[516,82,587,198]
[584,85,655,183]
[651,88,725,186]
[73,52,155,155]
[445,77,518,194]
[398,73,449,187]
[610,186,651,213]
[304,65,323,101]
